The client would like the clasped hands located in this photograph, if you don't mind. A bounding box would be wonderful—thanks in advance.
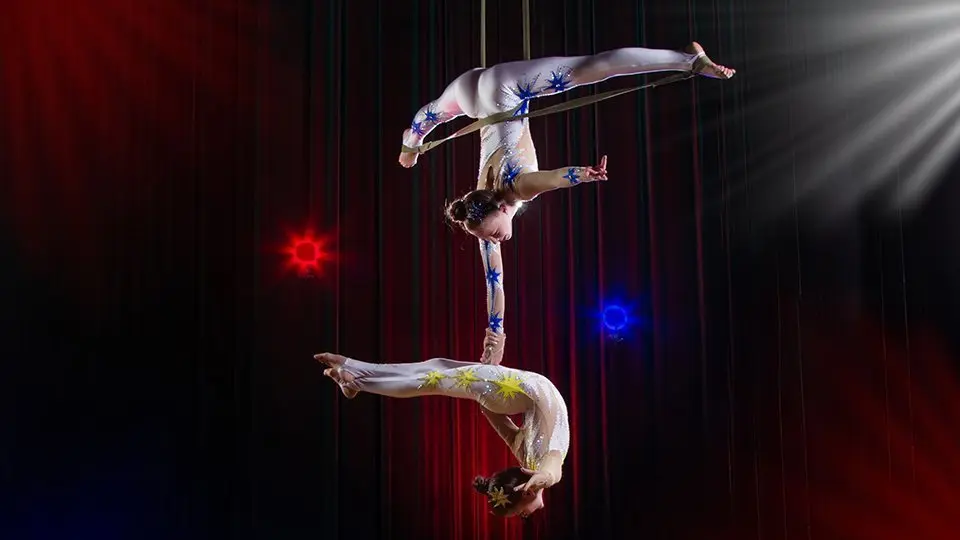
[480,328,505,365]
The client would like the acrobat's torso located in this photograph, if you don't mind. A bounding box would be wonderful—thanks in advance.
[514,371,569,471]
[432,362,568,471]
[477,123,540,194]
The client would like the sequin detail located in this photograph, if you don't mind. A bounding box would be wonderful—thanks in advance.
[467,201,488,222]
[519,373,570,470]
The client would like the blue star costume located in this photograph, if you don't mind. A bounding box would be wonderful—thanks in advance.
[481,239,505,336]
[502,161,522,190]
[511,81,541,116]
[562,168,580,185]
[398,46,715,361]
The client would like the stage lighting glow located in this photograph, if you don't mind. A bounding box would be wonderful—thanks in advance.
[602,305,628,333]
[730,1,960,219]
[284,231,329,278]
[295,241,318,262]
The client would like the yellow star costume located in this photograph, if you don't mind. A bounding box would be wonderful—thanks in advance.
[326,356,569,471]
[493,372,527,400]
[419,370,446,389]
[453,368,481,389]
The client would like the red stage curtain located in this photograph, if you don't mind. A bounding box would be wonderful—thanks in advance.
[2,0,956,539]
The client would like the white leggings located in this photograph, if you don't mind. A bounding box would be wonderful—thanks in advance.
[335,357,536,415]
[403,47,700,148]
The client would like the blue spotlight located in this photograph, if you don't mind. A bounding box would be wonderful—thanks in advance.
[602,304,629,333]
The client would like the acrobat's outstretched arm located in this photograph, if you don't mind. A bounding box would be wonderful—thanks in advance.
[399,71,476,168]
[479,238,506,364]
[510,155,609,202]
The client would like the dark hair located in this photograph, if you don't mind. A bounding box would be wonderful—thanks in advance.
[472,467,531,517]
[445,189,501,229]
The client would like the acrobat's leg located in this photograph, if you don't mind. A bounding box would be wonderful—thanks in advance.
[477,44,732,111]
[401,68,485,164]
[317,354,495,399]
[315,354,532,413]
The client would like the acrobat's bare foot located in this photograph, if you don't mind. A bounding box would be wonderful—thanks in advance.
[323,367,358,399]
[315,353,357,398]
[398,131,419,168]
[314,352,347,368]
[686,42,735,79]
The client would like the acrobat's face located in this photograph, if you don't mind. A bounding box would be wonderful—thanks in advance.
[503,488,544,519]
[468,204,513,243]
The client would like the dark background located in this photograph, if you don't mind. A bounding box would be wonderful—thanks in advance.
[2,0,958,538]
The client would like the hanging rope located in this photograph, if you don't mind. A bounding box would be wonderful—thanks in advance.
[522,0,531,60]
[401,72,693,155]
[480,0,486,68]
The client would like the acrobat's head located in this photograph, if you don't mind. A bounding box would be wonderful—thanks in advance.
[472,467,544,519]
[445,189,513,243]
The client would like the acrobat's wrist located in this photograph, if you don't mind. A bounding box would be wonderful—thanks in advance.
[561,167,585,185]
[542,471,557,488]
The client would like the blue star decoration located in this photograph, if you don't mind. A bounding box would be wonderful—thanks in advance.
[502,161,521,189]
[563,167,581,185]
[411,120,425,136]
[546,70,572,93]
[486,267,501,288]
[488,312,504,332]
[423,108,440,124]
[511,81,540,116]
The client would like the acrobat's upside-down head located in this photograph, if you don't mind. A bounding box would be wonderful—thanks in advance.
[446,189,513,243]
[472,467,543,519]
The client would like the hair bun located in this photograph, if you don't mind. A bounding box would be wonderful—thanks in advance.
[447,199,468,223]
[472,475,492,494]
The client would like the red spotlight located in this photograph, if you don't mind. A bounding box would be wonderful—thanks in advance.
[284,231,329,278]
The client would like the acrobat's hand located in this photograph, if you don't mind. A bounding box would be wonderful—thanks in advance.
[583,155,608,181]
[481,328,505,365]
[515,468,555,494]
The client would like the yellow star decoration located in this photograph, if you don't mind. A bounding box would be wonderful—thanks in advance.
[419,370,446,389]
[453,368,481,389]
[488,486,511,508]
[493,372,526,400]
